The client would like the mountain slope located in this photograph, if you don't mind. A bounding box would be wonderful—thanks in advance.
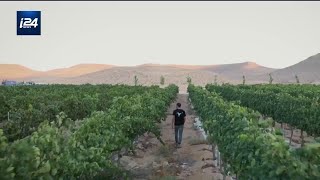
[0,60,285,85]
[53,62,274,85]
[203,61,273,73]
[56,66,223,85]
[199,61,275,82]
[46,64,113,77]
[269,53,320,83]
[0,64,43,80]
[0,63,114,81]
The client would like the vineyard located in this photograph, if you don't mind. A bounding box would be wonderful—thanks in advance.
[0,84,166,141]
[206,84,320,144]
[1,82,320,179]
[0,84,178,179]
[188,84,320,179]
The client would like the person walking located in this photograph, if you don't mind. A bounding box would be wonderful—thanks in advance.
[172,103,186,148]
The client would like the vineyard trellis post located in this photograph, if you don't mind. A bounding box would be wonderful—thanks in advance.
[212,143,216,160]
[289,125,294,146]
[214,75,218,85]
[223,160,227,180]
[242,75,246,85]
[187,76,192,84]
[295,74,300,84]
[160,75,165,85]
[269,73,273,84]
[134,75,138,86]
[301,130,305,147]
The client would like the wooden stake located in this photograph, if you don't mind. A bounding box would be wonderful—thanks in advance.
[301,130,305,147]
[289,126,294,145]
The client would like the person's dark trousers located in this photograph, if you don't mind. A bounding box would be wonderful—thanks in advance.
[174,125,184,144]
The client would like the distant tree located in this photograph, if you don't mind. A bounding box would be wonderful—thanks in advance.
[242,75,246,85]
[187,76,192,84]
[269,73,273,84]
[134,75,138,86]
[295,74,300,84]
[160,75,165,85]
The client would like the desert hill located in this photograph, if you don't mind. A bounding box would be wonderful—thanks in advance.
[0,64,43,79]
[2,53,320,87]
[0,64,113,81]
[66,65,223,84]
[199,61,275,82]
[46,62,274,92]
[250,53,320,84]
[0,62,277,87]
[52,65,224,92]
[268,53,320,83]
[46,64,113,78]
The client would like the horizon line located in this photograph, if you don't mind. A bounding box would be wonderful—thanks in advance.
[0,61,278,72]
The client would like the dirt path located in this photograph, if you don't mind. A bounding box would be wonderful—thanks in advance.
[120,94,226,180]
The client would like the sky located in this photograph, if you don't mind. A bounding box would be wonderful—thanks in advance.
[0,1,320,71]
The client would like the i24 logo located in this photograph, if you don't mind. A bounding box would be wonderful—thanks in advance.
[19,18,39,28]
[17,11,41,35]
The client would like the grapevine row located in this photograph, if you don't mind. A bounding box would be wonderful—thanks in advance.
[188,84,320,179]
[206,84,320,138]
[0,85,178,179]
[0,84,153,141]
[234,84,320,100]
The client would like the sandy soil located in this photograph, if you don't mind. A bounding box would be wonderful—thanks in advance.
[122,94,229,180]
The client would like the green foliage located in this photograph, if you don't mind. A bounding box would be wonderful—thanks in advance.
[0,84,151,141]
[205,84,320,137]
[275,128,283,136]
[188,84,320,179]
[0,84,178,179]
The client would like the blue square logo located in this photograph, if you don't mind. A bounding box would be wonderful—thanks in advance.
[17,11,41,35]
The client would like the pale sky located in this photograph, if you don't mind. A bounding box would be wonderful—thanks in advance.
[1,1,320,71]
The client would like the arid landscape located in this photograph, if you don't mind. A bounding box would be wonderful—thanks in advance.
[2,1,320,179]
[1,53,320,92]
